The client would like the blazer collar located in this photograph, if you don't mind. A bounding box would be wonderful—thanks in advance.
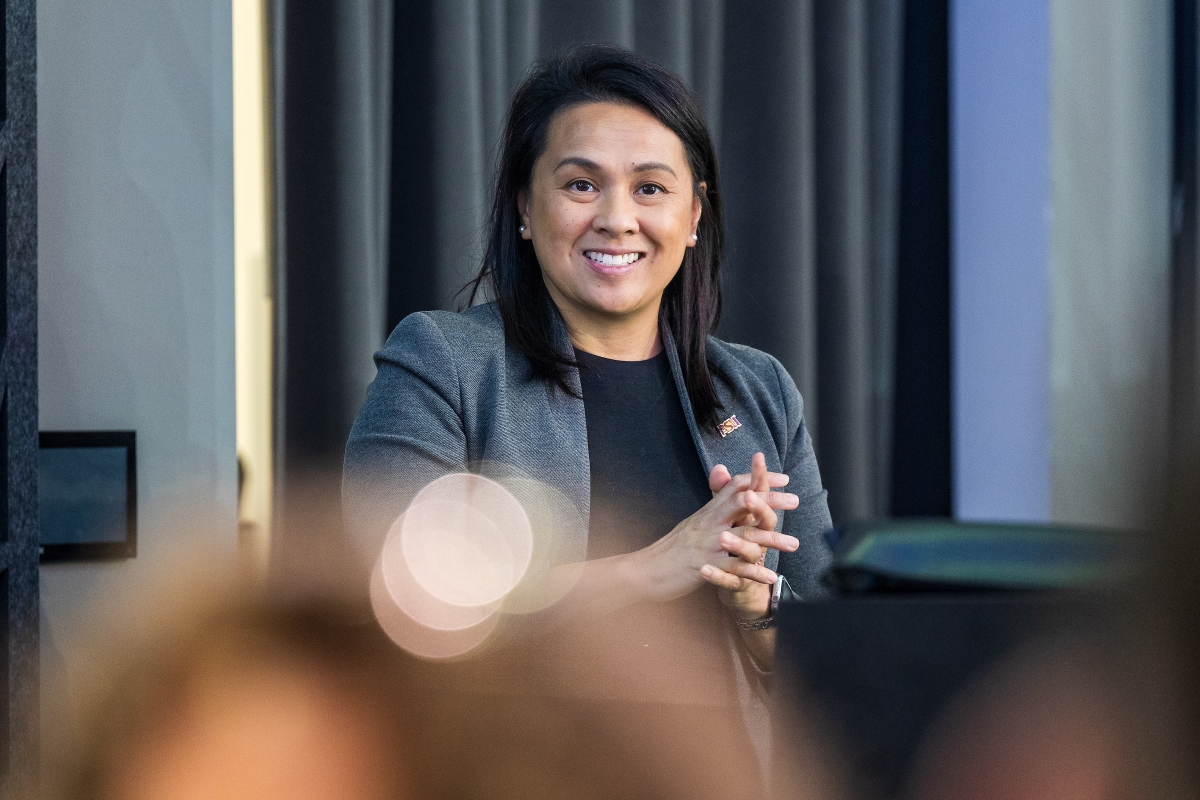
[663,324,778,482]
[660,321,716,474]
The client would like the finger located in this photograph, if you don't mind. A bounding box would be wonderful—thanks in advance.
[712,471,754,500]
[715,558,778,586]
[719,531,765,564]
[722,490,799,531]
[715,471,789,498]
[715,486,797,514]
[724,494,792,532]
[732,526,800,553]
[750,452,768,492]
[699,564,745,591]
[760,491,801,511]
[738,488,778,531]
[708,464,732,495]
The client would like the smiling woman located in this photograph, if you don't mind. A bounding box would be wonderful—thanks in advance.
[344,44,833,778]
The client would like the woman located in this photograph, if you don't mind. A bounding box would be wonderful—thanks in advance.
[344,44,833,764]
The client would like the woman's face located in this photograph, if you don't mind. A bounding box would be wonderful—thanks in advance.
[518,102,702,333]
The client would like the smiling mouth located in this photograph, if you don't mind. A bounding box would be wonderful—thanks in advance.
[584,250,644,267]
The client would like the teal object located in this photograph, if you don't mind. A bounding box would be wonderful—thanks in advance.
[827,519,1136,593]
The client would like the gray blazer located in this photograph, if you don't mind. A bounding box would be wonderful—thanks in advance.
[343,302,833,593]
[343,302,834,771]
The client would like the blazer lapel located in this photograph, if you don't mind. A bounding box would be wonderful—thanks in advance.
[662,325,783,516]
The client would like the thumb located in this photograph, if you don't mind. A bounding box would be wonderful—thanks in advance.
[709,464,732,495]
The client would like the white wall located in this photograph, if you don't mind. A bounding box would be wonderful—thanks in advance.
[1049,0,1172,529]
[952,0,1052,523]
[951,0,1172,530]
[37,0,235,734]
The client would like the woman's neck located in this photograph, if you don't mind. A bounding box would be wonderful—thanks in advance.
[558,302,663,361]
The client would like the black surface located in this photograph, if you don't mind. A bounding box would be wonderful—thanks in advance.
[891,0,952,517]
[773,595,1087,800]
[37,431,137,562]
[576,349,712,558]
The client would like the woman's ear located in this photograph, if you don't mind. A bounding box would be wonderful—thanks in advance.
[688,181,706,246]
[517,190,532,240]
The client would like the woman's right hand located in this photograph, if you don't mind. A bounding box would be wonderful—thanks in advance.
[626,467,801,603]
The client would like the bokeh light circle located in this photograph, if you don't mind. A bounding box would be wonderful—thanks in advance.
[379,511,499,630]
[370,562,500,660]
[400,474,533,607]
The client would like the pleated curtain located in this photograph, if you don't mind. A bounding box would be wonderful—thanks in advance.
[275,0,908,542]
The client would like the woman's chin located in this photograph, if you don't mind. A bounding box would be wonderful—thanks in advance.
[579,296,660,321]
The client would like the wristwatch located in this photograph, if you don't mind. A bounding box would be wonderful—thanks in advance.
[735,575,791,631]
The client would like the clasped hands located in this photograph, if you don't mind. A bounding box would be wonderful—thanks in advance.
[632,452,800,622]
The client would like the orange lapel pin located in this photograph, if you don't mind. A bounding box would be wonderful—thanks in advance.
[717,415,741,437]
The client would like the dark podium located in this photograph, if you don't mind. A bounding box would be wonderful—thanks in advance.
[770,521,1128,799]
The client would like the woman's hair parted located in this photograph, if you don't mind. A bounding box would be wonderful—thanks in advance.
[462,44,727,427]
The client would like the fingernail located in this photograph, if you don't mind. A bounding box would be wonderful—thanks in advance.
[700,566,713,577]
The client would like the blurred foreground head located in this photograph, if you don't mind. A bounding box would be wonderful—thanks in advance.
[50,553,812,800]
[57,597,416,800]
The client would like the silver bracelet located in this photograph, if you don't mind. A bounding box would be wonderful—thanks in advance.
[735,614,776,631]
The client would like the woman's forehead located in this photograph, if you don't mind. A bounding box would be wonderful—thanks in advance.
[541,102,689,175]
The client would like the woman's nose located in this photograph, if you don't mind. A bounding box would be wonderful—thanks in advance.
[593,190,639,237]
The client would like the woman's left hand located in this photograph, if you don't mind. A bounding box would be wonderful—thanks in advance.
[700,452,799,621]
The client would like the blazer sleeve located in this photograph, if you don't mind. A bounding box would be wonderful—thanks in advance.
[342,312,468,568]
[768,356,834,599]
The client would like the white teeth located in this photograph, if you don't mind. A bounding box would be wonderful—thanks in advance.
[585,251,641,266]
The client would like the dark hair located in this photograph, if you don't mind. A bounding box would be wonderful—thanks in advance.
[462,44,726,428]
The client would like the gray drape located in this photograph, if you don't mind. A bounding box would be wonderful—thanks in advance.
[272,0,394,564]
[419,0,904,524]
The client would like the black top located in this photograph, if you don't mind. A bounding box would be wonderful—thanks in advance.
[559,348,754,758]
[575,348,713,559]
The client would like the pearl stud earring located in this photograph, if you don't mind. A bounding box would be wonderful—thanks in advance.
[519,225,526,232]
[691,233,698,241]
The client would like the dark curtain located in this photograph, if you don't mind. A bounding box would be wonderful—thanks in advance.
[1171,0,1200,460]
[274,0,954,545]
[272,0,392,568]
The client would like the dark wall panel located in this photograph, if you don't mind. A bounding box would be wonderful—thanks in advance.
[1171,0,1200,454]
[3,0,39,791]
[387,0,438,334]
[891,0,952,517]
[278,2,350,468]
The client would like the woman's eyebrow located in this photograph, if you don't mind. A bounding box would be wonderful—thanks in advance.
[630,161,677,178]
[552,156,678,179]
[553,156,604,173]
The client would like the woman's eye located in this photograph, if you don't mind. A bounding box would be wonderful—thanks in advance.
[638,184,665,196]
[570,180,594,192]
